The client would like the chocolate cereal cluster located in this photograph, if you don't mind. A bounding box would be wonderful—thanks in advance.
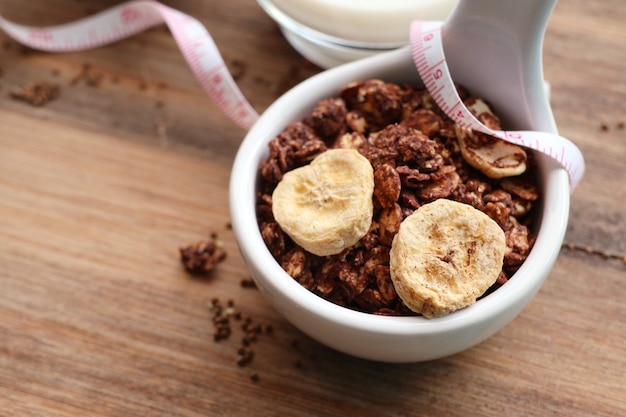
[256,80,540,316]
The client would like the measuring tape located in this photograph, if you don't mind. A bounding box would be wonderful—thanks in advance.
[0,0,260,130]
[0,2,583,190]
[410,21,584,191]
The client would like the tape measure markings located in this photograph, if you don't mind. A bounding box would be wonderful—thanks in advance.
[410,20,584,191]
[0,0,259,130]
[151,1,258,129]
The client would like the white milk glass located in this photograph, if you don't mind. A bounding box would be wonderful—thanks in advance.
[257,0,458,67]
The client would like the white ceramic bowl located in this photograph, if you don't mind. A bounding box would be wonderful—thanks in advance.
[229,46,570,362]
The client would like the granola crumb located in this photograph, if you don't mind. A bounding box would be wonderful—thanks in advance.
[229,58,247,81]
[207,297,279,375]
[180,235,227,274]
[236,347,255,366]
[240,278,257,289]
[70,62,103,87]
[10,81,60,106]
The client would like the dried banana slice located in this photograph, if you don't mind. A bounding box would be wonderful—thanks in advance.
[272,148,374,257]
[456,126,527,179]
[389,199,506,318]
[456,98,526,179]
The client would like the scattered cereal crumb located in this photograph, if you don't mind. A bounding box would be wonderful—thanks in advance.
[250,372,260,382]
[70,62,103,87]
[179,235,227,274]
[600,123,609,132]
[617,121,624,130]
[240,278,257,289]
[207,297,277,374]
[236,347,255,366]
[208,300,232,342]
[10,81,60,106]
[229,58,247,81]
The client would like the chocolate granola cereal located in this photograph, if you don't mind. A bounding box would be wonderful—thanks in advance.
[256,79,540,316]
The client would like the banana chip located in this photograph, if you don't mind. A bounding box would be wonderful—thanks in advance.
[456,126,527,179]
[390,199,506,318]
[272,148,374,257]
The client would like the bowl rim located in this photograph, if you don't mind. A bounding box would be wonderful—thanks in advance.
[230,46,570,336]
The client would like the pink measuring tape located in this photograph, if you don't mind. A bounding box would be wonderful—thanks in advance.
[0,0,260,130]
[0,2,583,190]
[410,21,584,191]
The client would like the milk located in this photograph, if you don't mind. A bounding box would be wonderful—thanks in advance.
[268,0,459,45]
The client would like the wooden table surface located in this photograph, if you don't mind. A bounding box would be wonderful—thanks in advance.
[1,0,624,416]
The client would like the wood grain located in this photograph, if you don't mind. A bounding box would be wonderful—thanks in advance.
[1,0,625,416]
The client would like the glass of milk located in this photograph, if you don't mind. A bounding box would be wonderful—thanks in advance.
[257,0,458,68]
